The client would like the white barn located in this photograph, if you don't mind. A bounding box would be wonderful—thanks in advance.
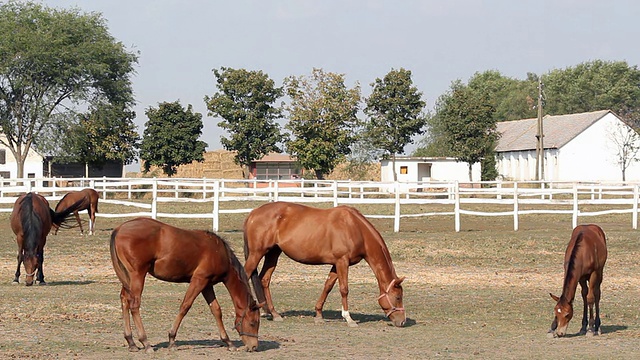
[0,135,44,180]
[380,156,481,183]
[495,110,640,182]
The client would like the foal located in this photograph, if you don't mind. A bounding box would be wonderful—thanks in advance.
[549,224,607,337]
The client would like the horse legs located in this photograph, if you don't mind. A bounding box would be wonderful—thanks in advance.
[587,271,603,335]
[36,249,46,285]
[579,278,589,335]
[125,272,153,352]
[119,287,139,352]
[74,211,84,235]
[258,248,283,321]
[88,208,95,235]
[13,250,22,284]
[202,285,234,349]
[167,277,208,350]
[335,258,357,327]
[314,266,338,323]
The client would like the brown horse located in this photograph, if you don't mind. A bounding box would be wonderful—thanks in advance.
[53,188,99,235]
[110,217,262,353]
[549,224,607,337]
[243,201,406,327]
[11,192,85,286]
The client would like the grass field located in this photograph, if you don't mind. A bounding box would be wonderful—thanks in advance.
[1,201,639,359]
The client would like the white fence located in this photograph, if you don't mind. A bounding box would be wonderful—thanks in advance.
[1,177,640,232]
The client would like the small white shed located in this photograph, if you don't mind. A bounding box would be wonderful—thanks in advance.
[0,135,44,180]
[380,156,481,183]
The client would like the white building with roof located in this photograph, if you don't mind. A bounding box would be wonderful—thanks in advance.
[495,110,640,182]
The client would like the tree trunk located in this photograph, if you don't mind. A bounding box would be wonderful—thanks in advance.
[315,169,325,180]
[468,163,473,182]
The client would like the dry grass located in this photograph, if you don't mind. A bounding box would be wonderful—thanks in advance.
[0,202,639,359]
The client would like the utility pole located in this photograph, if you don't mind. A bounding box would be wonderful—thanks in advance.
[535,77,544,181]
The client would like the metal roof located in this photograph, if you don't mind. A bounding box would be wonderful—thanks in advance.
[495,110,612,152]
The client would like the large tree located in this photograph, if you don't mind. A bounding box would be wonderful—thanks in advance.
[0,2,138,177]
[204,67,284,178]
[284,68,361,179]
[140,101,207,176]
[435,81,498,181]
[364,68,426,181]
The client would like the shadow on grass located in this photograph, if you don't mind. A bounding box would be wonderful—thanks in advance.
[153,338,280,352]
[279,309,417,327]
[45,280,95,286]
[561,324,627,338]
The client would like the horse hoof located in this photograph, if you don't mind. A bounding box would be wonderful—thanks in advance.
[11,280,19,285]
[38,281,47,286]
[546,331,557,339]
[314,316,325,324]
[272,315,284,322]
[347,321,359,328]
[586,330,595,337]
[144,347,155,353]
[127,346,139,352]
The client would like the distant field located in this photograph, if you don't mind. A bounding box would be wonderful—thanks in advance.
[1,202,639,359]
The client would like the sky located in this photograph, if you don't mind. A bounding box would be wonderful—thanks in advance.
[39,0,640,168]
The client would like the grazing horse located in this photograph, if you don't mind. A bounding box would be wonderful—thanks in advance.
[243,202,406,327]
[53,188,99,235]
[549,224,607,337]
[110,218,262,353]
[11,192,85,286]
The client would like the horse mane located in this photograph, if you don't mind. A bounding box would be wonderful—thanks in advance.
[55,192,71,211]
[205,230,255,304]
[344,206,397,274]
[20,193,43,257]
[562,231,584,297]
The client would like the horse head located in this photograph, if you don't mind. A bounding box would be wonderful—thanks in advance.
[549,293,573,337]
[22,249,39,286]
[234,300,263,351]
[378,277,406,327]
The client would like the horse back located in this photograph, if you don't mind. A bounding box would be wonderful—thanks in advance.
[565,224,607,275]
[10,193,52,247]
[244,202,373,264]
[112,217,230,282]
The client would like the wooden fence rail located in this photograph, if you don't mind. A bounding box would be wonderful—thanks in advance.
[0,177,638,232]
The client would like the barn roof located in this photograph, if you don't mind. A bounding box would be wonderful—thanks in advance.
[495,110,613,152]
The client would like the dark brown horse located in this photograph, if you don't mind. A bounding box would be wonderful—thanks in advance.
[243,202,406,327]
[11,192,85,286]
[110,218,262,353]
[549,224,607,337]
[53,188,99,235]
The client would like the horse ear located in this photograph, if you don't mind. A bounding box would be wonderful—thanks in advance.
[395,276,405,286]
[549,293,560,302]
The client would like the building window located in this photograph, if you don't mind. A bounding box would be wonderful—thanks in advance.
[255,162,300,180]
[400,166,408,175]
[0,149,5,164]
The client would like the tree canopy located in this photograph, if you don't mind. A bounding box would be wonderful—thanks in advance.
[205,67,284,178]
[0,1,138,176]
[140,101,207,176]
[364,68,426,180]
[284,68,361,179]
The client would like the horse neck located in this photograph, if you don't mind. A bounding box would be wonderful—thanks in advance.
[362,231,398,292]
[222,262,253,314]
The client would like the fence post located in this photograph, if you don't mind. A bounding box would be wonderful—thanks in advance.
[572,182,578,228]
[394,181,400,232]
[212,180,220,232]
[202,177,207,199]
[513,182,519,231]
[151,178,158,219]
[633,185,638,230]
[454,181,460,232]
[274,180,279,202]
[333,181,338,207]
[102,176,107,199]
[497,179,502,200]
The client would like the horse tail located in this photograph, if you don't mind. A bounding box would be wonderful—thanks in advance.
[109,227,130,288]
[51,197,85,227]
[243,221,266,304]
[20,193,43,257]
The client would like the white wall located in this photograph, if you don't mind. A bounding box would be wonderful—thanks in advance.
[0,136,44,179]
[381,158,481,182]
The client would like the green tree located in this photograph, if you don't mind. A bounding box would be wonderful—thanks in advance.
[436,81,498,181]
[284,68,361,179]
[140,101,207,176]
[0,2,138,177]
[364,68,426,181]
[544,60,640,121]
[205,67,284,178]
